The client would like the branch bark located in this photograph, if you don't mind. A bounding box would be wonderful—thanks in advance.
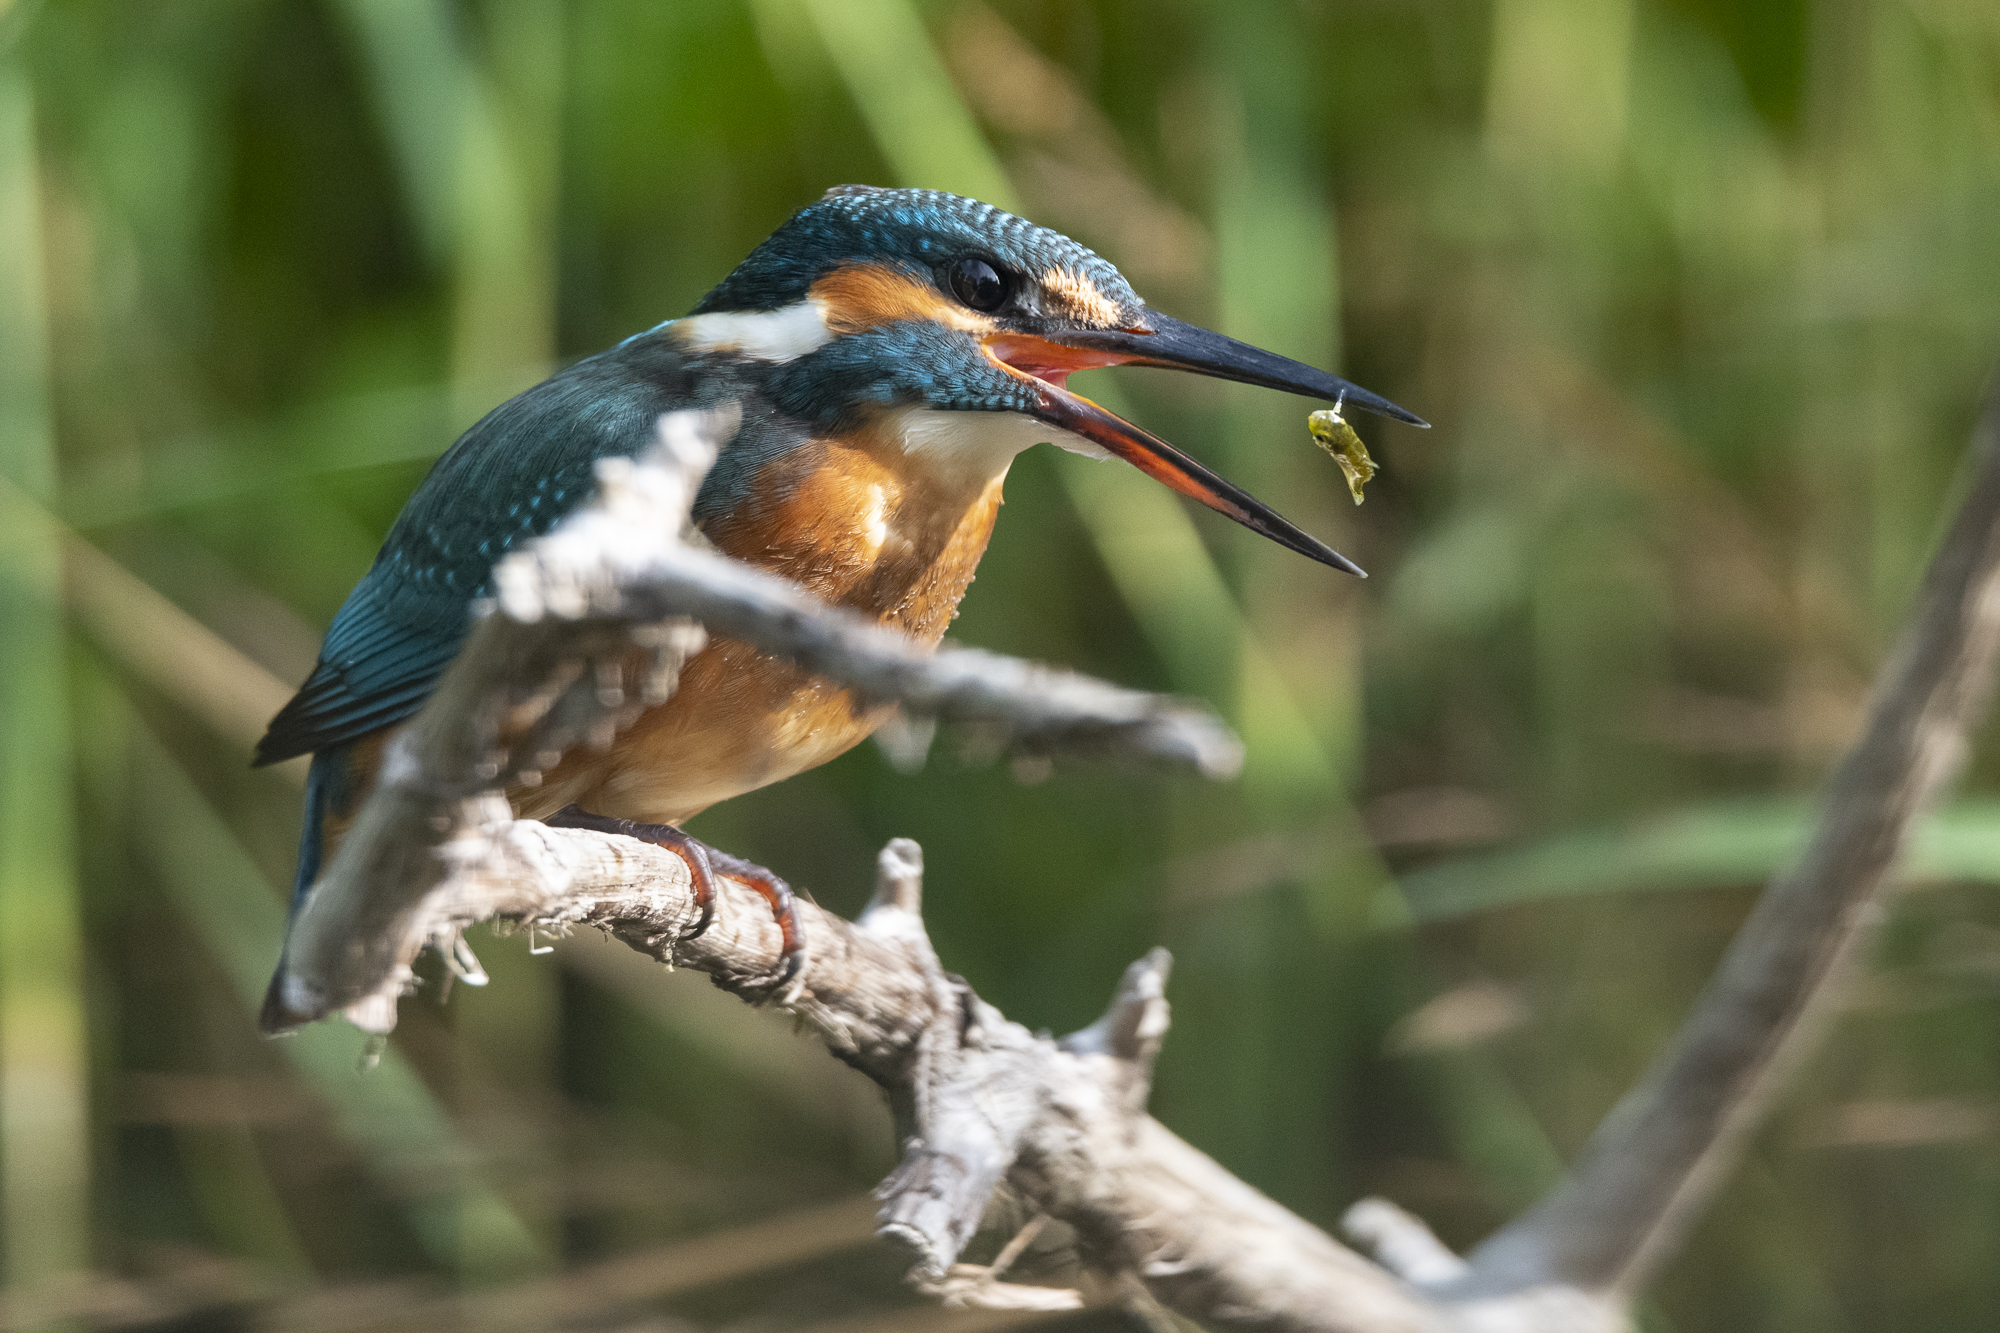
[271,379,2000,1332]
[352,822,1448,1332]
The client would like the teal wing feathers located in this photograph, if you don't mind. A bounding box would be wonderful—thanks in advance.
[255,336,732,766]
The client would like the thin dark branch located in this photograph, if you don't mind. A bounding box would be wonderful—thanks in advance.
[1462,379,2000,1298]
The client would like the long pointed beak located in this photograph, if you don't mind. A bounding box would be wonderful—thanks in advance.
[983,315,1425,577]
[1056,313,1429,427]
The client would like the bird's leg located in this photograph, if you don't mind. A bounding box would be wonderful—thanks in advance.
[545,805,717,940]
[543,806,804,992]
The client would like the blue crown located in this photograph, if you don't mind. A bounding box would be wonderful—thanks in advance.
[693,186,1140,318]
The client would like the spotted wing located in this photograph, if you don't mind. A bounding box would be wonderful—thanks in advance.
[255,338,726,765]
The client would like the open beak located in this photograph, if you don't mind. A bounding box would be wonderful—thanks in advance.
[985,314,1426,577]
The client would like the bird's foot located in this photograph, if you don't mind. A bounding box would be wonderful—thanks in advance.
[702,847,805,1002]
[547,804,719,939]
[545,806,804,997]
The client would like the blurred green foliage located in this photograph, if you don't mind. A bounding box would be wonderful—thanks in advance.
[3,0,2000,1329]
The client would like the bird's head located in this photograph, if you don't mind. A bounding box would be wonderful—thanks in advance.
[677,186,1425,576]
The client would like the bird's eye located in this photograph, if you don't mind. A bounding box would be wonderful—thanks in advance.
[948,256,1009,312]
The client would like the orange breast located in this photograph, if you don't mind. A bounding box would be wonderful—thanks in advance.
[513,418,1007,826]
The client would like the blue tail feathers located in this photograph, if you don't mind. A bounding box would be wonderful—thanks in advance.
[263,746,351,1033]
[289,748,344,918]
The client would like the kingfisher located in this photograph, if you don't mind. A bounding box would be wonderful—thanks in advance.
[256,186,1422,1025]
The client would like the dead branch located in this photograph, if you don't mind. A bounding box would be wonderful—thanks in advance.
[322,822,1448,1332]
[269,378,2000,1333]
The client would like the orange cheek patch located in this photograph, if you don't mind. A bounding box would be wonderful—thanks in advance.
[811,264,995,338]
[1040,267,1125,327]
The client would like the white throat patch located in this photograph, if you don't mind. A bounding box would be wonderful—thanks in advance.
[889,407,1113,481]
[672,300,833,362]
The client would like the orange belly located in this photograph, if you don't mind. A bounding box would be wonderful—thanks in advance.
[511,638,894,825]
[513,421,1009,826]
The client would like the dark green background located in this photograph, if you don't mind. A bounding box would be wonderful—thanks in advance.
[4,0,1999,1329]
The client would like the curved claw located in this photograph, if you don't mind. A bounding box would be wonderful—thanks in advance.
[707,849,807,996]
[546,805,718,940]
[546,807,803,990]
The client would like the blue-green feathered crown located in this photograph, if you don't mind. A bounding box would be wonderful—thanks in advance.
[693,186,1139,318]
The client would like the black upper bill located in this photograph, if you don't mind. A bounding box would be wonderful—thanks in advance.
[1054,313,1429,427]
[986,312,1427,577]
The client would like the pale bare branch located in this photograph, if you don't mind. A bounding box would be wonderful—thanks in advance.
[265,375,2000,1333]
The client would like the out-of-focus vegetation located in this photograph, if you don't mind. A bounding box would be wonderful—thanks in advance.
[3,0,1999,1329]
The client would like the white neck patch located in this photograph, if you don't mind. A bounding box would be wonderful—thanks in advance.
[671,299,833,362]
[888,406,1113,482]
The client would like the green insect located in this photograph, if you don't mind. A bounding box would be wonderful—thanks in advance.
[1308,403,1377,505]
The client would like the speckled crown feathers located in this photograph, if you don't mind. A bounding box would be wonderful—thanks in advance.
[692,187,1140,320]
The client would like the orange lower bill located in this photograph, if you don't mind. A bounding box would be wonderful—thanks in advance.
[982,334,1365,576]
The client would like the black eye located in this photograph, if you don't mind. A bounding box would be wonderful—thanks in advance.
[948,256,1009,312]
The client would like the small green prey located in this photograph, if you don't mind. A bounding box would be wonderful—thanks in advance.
[1308,400,1377,504]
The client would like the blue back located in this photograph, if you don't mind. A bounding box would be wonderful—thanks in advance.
[256,335,748,766]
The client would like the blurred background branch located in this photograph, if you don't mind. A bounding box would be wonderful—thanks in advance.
[1448,371,2000,1310]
